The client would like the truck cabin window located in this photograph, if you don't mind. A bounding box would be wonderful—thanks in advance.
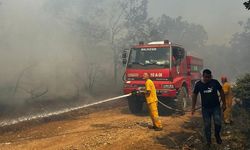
[172,47,185,66]
[127,48,170,69]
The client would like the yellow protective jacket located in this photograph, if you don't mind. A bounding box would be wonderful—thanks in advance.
[222,82,233,101]
[145,79,158,104]
[222,82,233,123]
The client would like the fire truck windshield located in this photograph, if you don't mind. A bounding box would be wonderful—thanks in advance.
[127,47,170,69]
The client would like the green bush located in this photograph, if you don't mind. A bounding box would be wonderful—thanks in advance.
[233,73,250,101]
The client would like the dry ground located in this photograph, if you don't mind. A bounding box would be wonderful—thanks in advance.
[0,99,248,150]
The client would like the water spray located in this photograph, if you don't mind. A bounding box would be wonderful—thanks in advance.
[0,93,132,127]
[0,92,201,127]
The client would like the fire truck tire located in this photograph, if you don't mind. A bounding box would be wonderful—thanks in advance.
[128,96,143,114]
[176,86,188,114]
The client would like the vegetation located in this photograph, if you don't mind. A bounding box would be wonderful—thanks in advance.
[244,0,250,10]
[202,18,250,79]
[6,0,209,100]
[233,73,250,101]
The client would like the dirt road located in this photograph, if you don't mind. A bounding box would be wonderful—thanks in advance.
[0,99,247,150]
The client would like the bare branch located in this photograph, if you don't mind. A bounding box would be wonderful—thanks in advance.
[31,87,48,100]
[13,64,36,97]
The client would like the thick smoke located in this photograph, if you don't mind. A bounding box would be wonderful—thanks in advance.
[0,0,117,105]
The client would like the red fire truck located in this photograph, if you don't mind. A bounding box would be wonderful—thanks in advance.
[122,40,203,114]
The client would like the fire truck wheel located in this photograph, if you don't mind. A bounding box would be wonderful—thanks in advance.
[128,96,143,114]
[176,86,188,114]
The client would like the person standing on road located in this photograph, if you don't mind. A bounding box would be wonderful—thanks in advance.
[221,76,233,124]
[142,72,163,131]
[191,69,226,147]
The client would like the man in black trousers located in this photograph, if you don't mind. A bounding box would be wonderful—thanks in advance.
[191,69,226,148]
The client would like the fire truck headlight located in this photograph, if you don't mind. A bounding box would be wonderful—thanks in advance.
[162,84,174,89]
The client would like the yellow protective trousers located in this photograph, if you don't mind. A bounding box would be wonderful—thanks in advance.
[147,101,162,128]
[224,96,233,123]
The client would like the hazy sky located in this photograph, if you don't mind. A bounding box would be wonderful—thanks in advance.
[148,0,249,45]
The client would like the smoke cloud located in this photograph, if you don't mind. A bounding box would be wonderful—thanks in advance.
[0,0,117,105]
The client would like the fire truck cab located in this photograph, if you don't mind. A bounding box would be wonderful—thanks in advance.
[122,40,203,114]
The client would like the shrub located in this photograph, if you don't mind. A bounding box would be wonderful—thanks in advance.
[233,73,250,109]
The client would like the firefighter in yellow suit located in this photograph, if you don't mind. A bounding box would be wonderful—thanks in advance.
[221,76,233,124]
[142,73,163,131]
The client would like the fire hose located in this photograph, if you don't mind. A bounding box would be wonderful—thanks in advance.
[131,90,202,112]
[158,100,201,112]
[79,91,201,113]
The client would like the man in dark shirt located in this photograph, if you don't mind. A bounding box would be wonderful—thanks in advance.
[192,69,226,147]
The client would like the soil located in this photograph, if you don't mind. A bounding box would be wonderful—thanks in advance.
[0,99,248,150]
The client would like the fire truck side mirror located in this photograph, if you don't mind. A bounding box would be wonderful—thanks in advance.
[122,49,129,65]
